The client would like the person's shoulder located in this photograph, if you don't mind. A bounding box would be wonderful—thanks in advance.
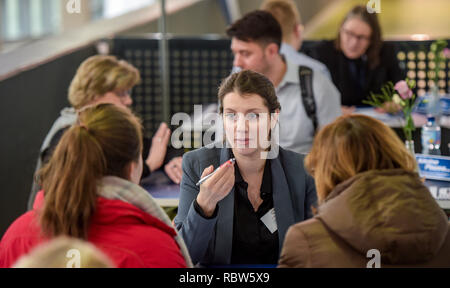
[0,211,42,256]
[95,226,186,268]
[183,143,222,164]
[380,41,396,50]
[2,211,39,239]
[278,147,306,168]
[297,53,327,68]
[313,40,336,53]
[379,41,398,59]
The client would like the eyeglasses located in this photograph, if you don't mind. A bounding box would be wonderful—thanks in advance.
[224,112,260,122]
[341,28,371,42]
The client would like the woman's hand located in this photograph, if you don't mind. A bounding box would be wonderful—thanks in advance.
[146,123,171,172]
[375,101,402,114]
[196,162,235,217]
[164,157,183,184]
[341,105,356,115]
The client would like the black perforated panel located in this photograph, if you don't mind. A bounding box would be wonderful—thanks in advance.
[113,37,233,138]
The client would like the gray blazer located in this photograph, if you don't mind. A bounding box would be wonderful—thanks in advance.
[174,145,317,265]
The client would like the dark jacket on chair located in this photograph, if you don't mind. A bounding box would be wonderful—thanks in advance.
[310,40,404,106]
[174,145,317,266]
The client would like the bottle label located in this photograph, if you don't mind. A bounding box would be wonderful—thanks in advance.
[422,129,441,154]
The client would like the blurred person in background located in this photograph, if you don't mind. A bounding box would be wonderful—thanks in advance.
[261,0,331,79]
[311,5,404,114]
[29,55,183,210]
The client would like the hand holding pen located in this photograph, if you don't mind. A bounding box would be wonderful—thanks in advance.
[195,158,236,217]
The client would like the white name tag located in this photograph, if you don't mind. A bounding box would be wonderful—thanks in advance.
[260,208,278,234]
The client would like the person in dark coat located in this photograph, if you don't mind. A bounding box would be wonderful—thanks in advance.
[279,115,450,268]
[310,5,404,113]
[174,70,317,266]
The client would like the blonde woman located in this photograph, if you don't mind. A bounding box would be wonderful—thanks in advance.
[1,104,190,268]
[278,115,450,268]
[29,55,183,209]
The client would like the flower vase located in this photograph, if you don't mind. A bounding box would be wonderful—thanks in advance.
[428,86,441,117]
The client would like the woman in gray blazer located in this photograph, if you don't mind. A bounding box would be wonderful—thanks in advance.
[174,70,317,266]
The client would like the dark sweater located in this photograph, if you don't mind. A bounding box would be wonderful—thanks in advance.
[309,40,404,106]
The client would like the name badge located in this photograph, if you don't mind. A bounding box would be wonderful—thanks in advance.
[260,208,278,234]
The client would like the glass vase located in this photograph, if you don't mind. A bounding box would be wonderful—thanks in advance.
[405,140,415,156]
[405,140,419,172]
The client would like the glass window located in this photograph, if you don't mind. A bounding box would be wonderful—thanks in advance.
[0,0,157,53]
[100,0,156,19]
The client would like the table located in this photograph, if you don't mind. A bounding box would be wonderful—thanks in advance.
[353,107,450,155]
[424,179,450,212]
[141,173,450,217]
[140,171,180,207]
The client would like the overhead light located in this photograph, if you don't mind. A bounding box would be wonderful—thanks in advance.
[411,34,430,41]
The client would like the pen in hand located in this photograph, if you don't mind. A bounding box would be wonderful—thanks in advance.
[196,158,236,186]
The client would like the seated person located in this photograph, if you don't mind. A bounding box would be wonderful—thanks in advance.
[0,104,191,268]
[174,70,317,266]
[29,55,183,210]
[279,115,450,268]
[310,5,404,113]
[261,0,331,79]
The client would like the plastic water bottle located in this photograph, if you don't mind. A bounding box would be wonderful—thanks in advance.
[421,116,441,155]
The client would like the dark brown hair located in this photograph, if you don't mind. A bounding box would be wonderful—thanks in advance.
[226,10,282,49]
[218,70,281,113]
[39,104,143,239]
[305,114,416,204]
[335,5,383,69]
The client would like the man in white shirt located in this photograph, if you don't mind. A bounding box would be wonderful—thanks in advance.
[226,10,341,154]
[261,0,331,80]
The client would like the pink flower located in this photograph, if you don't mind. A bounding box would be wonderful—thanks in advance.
[444,48,450,59]
[394,80,413,99]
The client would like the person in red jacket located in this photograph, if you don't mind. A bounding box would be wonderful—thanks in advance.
[0,104,191,268]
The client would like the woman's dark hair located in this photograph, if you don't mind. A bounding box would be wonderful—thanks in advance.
[218,70,281,113]
[39,104,143,239]
[335,5,383,69]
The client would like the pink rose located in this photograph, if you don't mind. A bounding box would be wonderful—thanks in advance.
[394,80,413,99]
[444,48,450,59]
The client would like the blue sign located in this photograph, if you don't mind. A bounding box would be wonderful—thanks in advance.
[414,95,450,115]
[416,154,450,181]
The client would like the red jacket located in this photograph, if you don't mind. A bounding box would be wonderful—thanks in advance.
[0,191,186,268]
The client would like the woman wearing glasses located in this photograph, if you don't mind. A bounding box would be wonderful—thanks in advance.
[310,5,404,113]
[174,70,317,266]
